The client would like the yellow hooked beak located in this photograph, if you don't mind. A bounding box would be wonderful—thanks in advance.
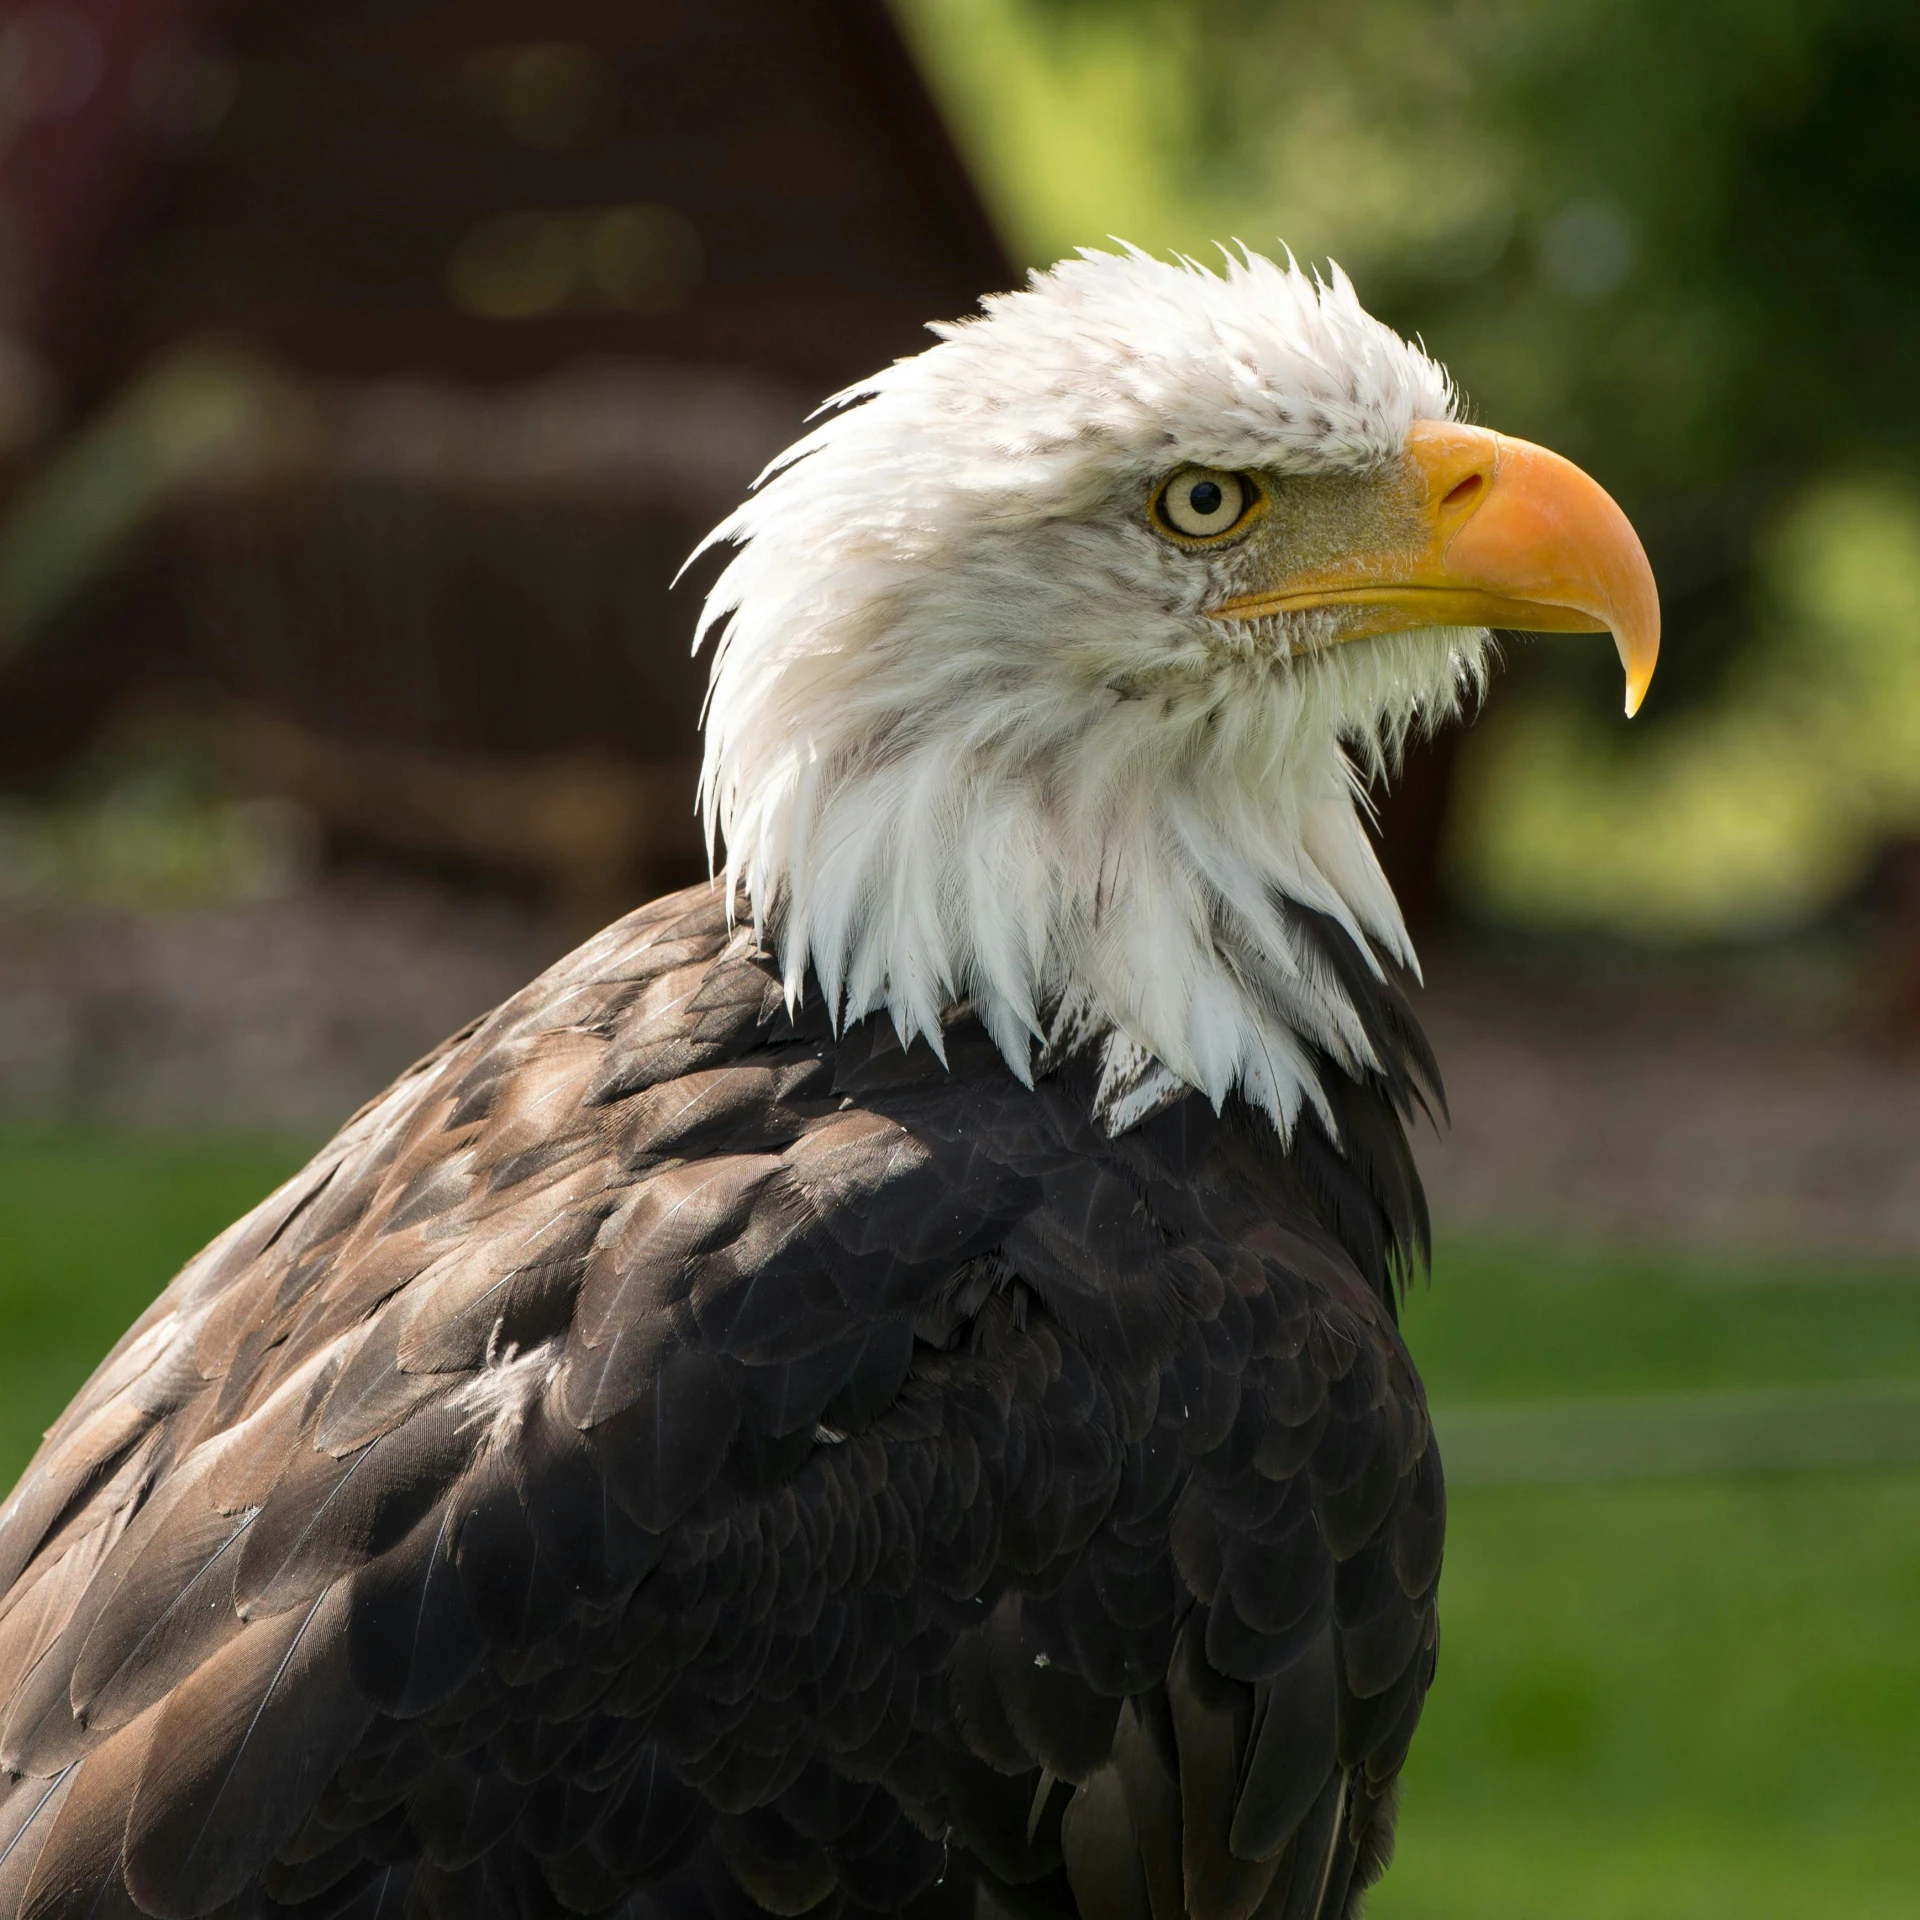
[1208,421,1662,716]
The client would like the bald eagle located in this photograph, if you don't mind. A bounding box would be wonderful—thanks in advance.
[0,251,1655,1920]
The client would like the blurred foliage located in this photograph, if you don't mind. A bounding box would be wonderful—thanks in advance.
[0,710,317,910]
[1458,477,1920,931]
[895,0,1920,933]
[0,349,274,650]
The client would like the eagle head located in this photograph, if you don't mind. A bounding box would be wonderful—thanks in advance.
[695,247,1658,1134]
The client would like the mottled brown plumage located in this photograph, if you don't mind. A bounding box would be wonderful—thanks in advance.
[0,886,1442,1920]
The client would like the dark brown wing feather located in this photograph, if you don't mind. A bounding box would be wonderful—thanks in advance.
[0,887,1443,1920]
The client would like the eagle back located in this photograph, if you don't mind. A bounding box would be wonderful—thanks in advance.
[0,887,1443,1920]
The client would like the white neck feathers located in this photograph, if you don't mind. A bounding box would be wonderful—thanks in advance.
[693,250,1484,1135]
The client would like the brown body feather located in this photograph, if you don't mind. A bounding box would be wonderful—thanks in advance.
[0,887,1443,1920]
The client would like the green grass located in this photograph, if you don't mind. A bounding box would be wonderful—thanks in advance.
[1404,1241,1920,1404]
[1375,1472,1920,1919]
[0,1136,1916,1916]
[1384,1245,1920,1919]
[0,1131,308,1472]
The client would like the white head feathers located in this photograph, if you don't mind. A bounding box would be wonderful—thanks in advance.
[694,246,1487,1136]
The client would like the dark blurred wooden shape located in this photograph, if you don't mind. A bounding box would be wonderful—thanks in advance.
[0,0,1009,907]
[1857,836,1920,1049]
[0,0,226,341]
[45,0,1009,400]
[227,703,701,930]
[1370,724,1462,936]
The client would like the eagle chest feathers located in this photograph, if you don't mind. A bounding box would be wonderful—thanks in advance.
[0,888,1443,1920]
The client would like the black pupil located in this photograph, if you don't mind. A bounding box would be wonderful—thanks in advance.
[1188,479,1224,517]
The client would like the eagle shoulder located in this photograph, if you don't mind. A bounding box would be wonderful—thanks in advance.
[0,885,1442,1920]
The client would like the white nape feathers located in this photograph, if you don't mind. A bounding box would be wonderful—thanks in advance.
[694,246,1489,1137]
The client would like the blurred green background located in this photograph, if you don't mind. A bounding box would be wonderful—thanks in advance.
[897,0,1920,939]
[0,3,1917,1918]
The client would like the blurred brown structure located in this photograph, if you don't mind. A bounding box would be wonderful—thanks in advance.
[1858,835,1920,1050]
[1369,725,1463,934]
[0,0,1009,919]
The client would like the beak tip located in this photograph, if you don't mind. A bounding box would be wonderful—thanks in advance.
[1616,619,1659,721]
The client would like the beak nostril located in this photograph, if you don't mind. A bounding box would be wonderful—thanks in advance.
[1440,472,1486,513]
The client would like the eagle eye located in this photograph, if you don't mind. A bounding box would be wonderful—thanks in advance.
[1154,467,1258,542]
